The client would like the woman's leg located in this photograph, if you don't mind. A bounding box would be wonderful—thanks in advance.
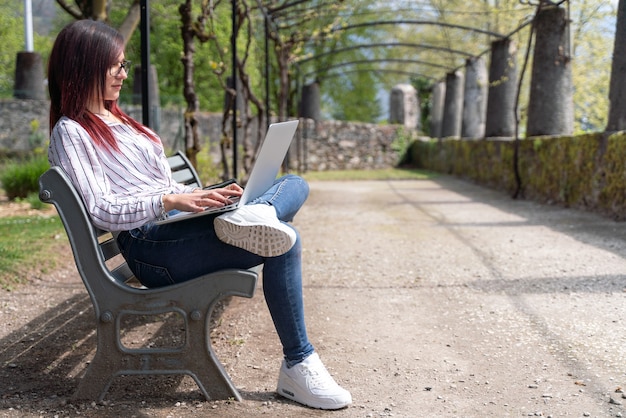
[254,174,309,222]
[261,230,315,365]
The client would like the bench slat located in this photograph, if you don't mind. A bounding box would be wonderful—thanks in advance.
[99,237,121,261]
[168,151,202,187]
[110,263,135,283]
[172,168,199,186]
[166,154,186,170]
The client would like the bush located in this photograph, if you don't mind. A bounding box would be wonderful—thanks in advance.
[0,154,50,200]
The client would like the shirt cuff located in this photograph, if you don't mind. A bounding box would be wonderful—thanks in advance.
[154,194,168,220]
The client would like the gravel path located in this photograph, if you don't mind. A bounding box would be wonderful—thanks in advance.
[1,175,625,417]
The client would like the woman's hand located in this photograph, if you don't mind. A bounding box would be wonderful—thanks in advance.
[163,184,243,213]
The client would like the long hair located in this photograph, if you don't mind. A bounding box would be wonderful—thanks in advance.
[48,20,159,150]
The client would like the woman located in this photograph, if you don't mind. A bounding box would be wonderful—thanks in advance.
[47,20,351,410]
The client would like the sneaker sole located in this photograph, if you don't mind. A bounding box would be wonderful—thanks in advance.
[276,375,352,410]
[214,218,293,257]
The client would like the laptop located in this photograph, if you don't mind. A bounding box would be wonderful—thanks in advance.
[155,120,299,225]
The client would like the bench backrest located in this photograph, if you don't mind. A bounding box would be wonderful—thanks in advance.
[167,151,202,188]
[39,151,202,290]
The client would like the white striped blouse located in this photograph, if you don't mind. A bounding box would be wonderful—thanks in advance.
[48,116,195,231]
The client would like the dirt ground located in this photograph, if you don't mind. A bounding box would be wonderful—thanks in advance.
[1,175,626,417]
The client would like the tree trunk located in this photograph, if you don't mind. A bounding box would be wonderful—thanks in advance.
[117,0,141,45]
[179,1,200,167]
[276,46,290,121]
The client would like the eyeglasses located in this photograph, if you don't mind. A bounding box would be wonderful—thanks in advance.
[109,60,131,76]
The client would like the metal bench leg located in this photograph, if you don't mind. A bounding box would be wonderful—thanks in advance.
[184,308,242,401]
[72,324,118,402]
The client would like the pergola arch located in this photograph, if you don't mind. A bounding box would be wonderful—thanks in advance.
[303,58,454,82]
[329,19,507,40]
[312,68,440,82]
[295,42,476,66]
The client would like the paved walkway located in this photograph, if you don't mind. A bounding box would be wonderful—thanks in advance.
[211,175,626,417]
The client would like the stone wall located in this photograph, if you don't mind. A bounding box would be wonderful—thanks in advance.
[298,119,400,171]
[407,133,626,221]
[0,99,50,153]
[0,99,403,171]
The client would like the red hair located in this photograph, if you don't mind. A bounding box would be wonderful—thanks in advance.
[48,20,159,150]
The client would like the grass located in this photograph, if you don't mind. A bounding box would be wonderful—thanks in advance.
[0,215,67,290]
[301,167,436,181]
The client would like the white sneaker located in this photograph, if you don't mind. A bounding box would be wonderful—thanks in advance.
[276,353,352,410]
[214,204,297,257]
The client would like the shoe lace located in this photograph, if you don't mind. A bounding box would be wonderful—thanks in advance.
[301,364,334,389]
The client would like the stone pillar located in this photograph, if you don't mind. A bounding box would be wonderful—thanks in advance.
[389,83,419,129]
[300,83,320,120]
[430,81,446,138]
[486,38,518,137]
[462,57,488,138]
[441,71,464,138]
[526,5,573,136]
[132,65,161,132]
[606,0,626,131]
[13,52,45,99]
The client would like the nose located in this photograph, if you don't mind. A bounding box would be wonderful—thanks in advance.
[117,67,129,79]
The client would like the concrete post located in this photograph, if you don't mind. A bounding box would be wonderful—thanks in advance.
[13,52,45,100]
[300,83,320,121]
[389,83,419,129]
[441,71,464,138]
[462,57,488,138]
[485,38,518,137]
[606,0,626,131]
[526,5,573,136]
[430,81,446,138]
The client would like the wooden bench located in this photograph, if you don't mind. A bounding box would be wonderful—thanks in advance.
[38,151,258,402]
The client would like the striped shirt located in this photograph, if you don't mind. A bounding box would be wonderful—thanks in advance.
[49,116,195,231]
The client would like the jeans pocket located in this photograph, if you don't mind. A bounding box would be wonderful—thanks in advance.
[133,260,175,288]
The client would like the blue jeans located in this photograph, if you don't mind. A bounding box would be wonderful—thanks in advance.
[116,174,314,366]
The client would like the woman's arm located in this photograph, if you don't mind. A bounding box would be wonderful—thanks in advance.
[49,118,166,231]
